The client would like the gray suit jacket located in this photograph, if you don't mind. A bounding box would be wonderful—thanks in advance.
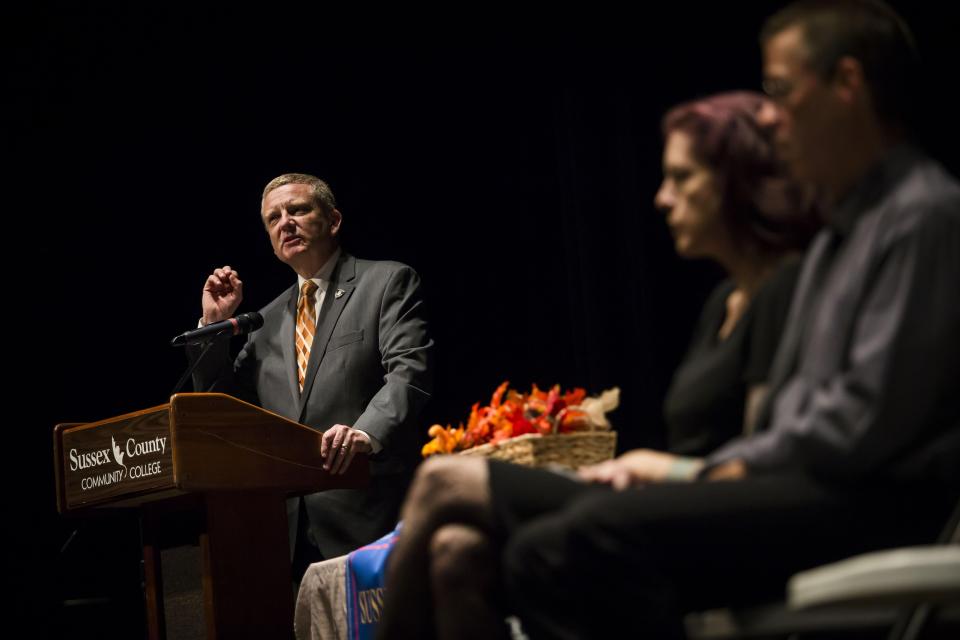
[192,251,434,556]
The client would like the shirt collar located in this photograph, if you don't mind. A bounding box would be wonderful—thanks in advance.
[826,144,920,237]
[297,247,341,295]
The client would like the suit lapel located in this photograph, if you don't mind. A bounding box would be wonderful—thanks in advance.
[281,283,301,408]
[298,253,357,420]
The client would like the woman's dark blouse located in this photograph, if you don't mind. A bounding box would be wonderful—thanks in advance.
[663,259,801,457]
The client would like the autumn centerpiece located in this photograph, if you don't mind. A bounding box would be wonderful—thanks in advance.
[422,382,619,469]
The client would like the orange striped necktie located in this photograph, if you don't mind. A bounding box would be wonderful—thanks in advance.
[296,280,319,393]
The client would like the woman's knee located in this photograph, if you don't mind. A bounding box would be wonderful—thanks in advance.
[403,457,491,522]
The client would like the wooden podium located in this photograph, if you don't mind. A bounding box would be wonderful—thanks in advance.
[53,393,369,639]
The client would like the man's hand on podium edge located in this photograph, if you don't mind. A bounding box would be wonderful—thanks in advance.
[321,424,373,475]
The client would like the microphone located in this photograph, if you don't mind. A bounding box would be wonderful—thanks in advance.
[170,312,264,347]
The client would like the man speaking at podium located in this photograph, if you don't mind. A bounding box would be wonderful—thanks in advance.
[189,173,434,574]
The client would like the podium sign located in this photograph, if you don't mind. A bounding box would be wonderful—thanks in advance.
[57,405,174,510]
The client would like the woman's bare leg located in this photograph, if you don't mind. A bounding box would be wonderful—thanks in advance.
[378,457,495,639]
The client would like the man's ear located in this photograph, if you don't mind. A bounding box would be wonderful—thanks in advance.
[328,208,343,237]
[831,55,867,106]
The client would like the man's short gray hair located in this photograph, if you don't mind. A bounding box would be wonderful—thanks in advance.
[262,173,337,214]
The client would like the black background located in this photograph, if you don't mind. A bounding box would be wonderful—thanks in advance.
[10,2,959,637]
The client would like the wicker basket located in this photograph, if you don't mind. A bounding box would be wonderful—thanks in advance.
[458,431,617,469]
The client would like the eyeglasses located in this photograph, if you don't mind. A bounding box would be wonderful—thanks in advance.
[762,77,794,100]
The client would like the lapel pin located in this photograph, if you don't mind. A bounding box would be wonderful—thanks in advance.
[335,288,345,299]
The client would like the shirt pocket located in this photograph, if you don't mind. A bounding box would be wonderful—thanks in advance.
[327,329,364,352]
